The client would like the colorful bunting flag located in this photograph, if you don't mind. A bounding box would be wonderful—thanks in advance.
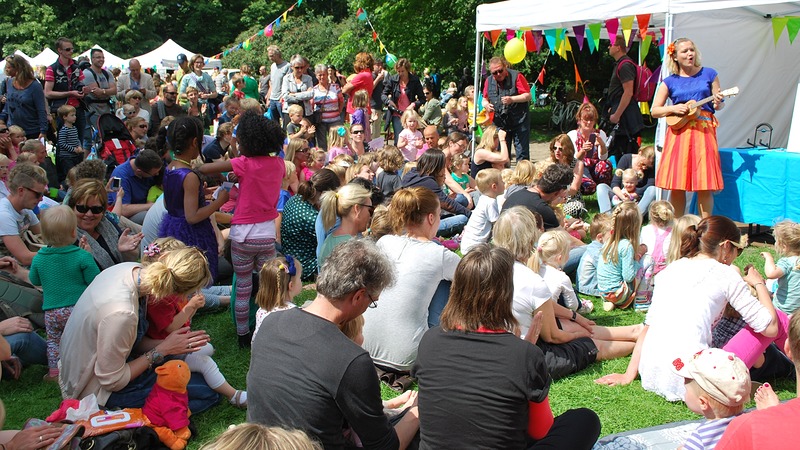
[537,66,546,84]
[543,29,557,55]
[266,24,273,37]
[373,31,377,41]
[637,14,651,38]
[606,18,620,40]
[620,16,634,44]
[356,7,367,21]
[773,17,789,44]
[574,63,582,92]
[507,29,516,41]
[573,25,585,51]
[489,30,502,47]
[640,34,653,64]
[588,23,601,52]
[788,17,800,43]
[524,30,538,52]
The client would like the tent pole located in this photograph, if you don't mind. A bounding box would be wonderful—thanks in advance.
[472,30,482,153]
[654,12,674,202]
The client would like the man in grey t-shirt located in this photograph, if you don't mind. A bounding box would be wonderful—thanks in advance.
[264,45,290,124]
[82,49,117,128]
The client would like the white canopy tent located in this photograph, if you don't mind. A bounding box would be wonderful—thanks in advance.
[132,39,221,71]
[78,45,127,69]
[475,0,800,150]
[0,50,32,72]
[29,48,57,67]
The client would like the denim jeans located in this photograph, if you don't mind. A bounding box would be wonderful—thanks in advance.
[5,331,47,366]
[437,214,468,237]
[596,184,656,217]
[267,100,282,124]
[427,280,451,328]
[565,245,586,281]
[503,117,531,162]
[105,364,220,413]
[391,115,403,146]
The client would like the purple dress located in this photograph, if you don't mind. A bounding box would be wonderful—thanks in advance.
[159,167,218,282]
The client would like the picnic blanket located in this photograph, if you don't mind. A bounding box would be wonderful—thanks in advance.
[592,418,702,450]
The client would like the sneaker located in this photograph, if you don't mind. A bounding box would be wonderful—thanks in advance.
[238,332,253,349]
[603,301,615,312]
[578,299,594,315]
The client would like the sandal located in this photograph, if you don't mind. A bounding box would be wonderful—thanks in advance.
[2,356,22,381]
[230,390,247,409]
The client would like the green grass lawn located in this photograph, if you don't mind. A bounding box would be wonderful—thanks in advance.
[1,245,795,448]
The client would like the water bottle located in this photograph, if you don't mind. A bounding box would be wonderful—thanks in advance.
[87,147,98,160]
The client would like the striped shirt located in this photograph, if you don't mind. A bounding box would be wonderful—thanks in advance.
[683,416,738,450]
[57,125,81,157]
[313,84,342,123]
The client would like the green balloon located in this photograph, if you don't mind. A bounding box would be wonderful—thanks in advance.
[385,53,398,69]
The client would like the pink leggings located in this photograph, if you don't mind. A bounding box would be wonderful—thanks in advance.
[232,238,276,336]
[723,310,790,367]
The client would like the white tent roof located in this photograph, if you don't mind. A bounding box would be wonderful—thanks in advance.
[474,0,800,149]
[29,48,57,67]
[78,45,127,69]
[133,39,202,70]
[0,50,32,71]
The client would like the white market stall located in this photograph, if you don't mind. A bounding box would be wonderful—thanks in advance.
[132,39,221,71]
[77,45,127,69]
[29,48,58,67]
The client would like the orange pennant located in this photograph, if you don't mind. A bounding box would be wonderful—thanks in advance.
[574,63,582,92]
[637,14,651,38]
[372,31,377,41]
[490,30,502,47]
[537,66,545,84]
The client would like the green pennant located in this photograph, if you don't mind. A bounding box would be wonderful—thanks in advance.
[787,17,800,44]
[773,17,789,44]
[588,23,601,53]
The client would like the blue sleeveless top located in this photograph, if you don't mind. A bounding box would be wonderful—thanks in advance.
[663,67,718,114]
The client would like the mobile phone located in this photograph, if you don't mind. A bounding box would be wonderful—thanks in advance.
[222,182,234,191]
[111,177,121,190]
[589,133,597,144]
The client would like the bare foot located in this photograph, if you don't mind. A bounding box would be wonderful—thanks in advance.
[755,383,780,410]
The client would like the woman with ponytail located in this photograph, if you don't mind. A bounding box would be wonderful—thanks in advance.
[317,183,372,267]
[596,216,788,404]
[60,247,220,412]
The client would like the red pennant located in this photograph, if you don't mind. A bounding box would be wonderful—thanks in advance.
[637,14,651,38]
[489,30,502,47]
[372,31,377,41]
[537,66,546,84]
[524,30,538,52]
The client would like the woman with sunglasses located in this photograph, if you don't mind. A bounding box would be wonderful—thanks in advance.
[126,116,149,147]
[281,56,314,124]
[0,55,48,140]
[68,178,143,270]
[597,216,789,403]
[317,183,372,268]
[349,123,368,157]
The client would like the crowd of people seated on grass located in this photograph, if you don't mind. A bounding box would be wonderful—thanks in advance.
[1,39,798,450]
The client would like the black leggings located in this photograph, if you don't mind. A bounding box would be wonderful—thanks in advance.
[527,408,601,450]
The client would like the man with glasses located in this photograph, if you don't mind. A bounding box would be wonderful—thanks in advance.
[82,49,116,119]
[109,149,162,225]
[0,164,47,266]
[482,56,532,162]
[248,239,420,449]
[44,37,88,145]
[148,85,185,137]
[116,59,156,114]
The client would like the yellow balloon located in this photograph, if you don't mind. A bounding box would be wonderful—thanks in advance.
[504,38,526,64]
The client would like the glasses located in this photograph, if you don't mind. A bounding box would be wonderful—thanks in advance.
[138,125,148,129]
[293,66,303,70]
[23,186,45,199]
[165,91,178,96]
[491,69,505,76]
[61,47,74,52]
[553,146,564,151]
[351,129,364,135]
[424,91,431,96]
[0,128,8,134]
[366,292,378,309]
[720,239,745,255]
[75,204,105,214]
[359,203,376,215]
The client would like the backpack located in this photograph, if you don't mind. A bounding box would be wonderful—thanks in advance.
[616,59,655,103]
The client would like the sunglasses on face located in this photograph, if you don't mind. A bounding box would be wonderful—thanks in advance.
[0,128,8,134]
[23,186,45,199]
[491,69,505,76]
[137,125,148,129]
[75,204,105,214]
[61,47,74,52]
[351,129,364,134]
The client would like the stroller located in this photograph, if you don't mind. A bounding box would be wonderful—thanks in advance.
[93,113,137,178]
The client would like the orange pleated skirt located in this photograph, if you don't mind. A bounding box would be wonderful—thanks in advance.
[656,110,723,192]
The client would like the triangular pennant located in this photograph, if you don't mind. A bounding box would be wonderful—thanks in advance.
[297,0,302,5]
[283,11,288,22]
[640,101,651,115]
[558,39,568,60]
[379,42,385,53]
[524,30,538,52]
[265,24,274,37]
[275,17,281,28]
[490,30,502,47]
[574,63,582,92]
[659,28,665,45]
[787,17,800,43]
[605,18,620,41]
[257,30,264,36]
[659,44,664,58]
[637,14,651,37]
[288,4,295,12]
[639,34,652,64]
[554,28,565,55]
[588,23,603,53]
[372,31,377,41]
[620,16,635,45]
[537,66,546,84]
[483,31,491,41]
[563,34,572,54]
[356,7,364,18]
[543,29,557,55]
[534,31,544,53]
[573,25,585,51]
[583,95,590,104]
[773,17,789,44]
[507,29,516,41]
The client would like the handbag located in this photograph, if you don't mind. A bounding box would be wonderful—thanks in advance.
[80,427,169,450]
[0,270,45,329]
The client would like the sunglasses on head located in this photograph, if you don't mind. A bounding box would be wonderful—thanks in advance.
[75,204,105,214]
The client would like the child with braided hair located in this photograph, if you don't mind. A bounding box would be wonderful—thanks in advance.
[252,255,303,341]
[761,219,800,315]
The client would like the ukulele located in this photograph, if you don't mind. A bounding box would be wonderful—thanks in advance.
[665,87,739,130]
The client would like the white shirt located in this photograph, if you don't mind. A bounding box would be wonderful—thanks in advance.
[512,261,553,337]
[460,195,499,254]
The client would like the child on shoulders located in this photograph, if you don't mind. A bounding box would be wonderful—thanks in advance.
[675,349,750,450]
[460,168,502,254]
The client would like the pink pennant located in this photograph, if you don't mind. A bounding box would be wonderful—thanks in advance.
[573,25,586,51]
[507,29,516,41]
[265,24,274,37]
[605,18,620,42]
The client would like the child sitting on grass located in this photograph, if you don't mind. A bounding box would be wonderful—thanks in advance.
[674,349,750,450]
[612,168,643,206]
[576,213,613,297]
[29,205,100,381]
[598,201,647,311]
[253,255,303,340]
[530,229,593,314]
[143,238,247,408]
[761,219,800,315]
[375,146,404,198]
[460,168,503,254]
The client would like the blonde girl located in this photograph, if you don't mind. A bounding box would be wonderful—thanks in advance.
[640,200,675,277]
[397,109,424,161]
[327,125,353,161]
[317,184,372,267]
[667,214,701,264]
[762,220,800,315]
[597,202,647,311]
[529,229,590,313]
[471,124,509,178]
[345,161,374,183]
[503,160,535,201]
[141,238,247,408]
[198,423,321,450]
[327,154,354,186]
[612,168,644,205]
[309,149,327,174]
[253,255,303,340]
[449,153,475,192]
[0,154,11,198]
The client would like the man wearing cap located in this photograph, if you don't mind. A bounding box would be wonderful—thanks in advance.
[116,59,156,113]
[674,349,750,450]
[174,53,191,86]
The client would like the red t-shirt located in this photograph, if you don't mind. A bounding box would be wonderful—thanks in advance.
[45,59,85,108]
[146,295,187,340]
[716,397,800,449]
[346,70,374,115]
[482,72,531,99]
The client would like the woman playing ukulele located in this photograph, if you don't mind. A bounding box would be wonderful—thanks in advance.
[651,38,726,218]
